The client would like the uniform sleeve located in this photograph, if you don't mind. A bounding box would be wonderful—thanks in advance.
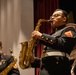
[31,57,41,68]
[40,26,76,47]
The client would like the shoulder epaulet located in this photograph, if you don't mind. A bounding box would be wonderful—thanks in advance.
[66,23,76,29]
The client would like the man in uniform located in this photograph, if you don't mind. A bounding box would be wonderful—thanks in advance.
[0,41,20,75]
[29,9,76,75]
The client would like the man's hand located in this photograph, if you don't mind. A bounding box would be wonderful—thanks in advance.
[32,31,42,39]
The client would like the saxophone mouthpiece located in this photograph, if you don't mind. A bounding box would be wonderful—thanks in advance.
[47,19,53,22]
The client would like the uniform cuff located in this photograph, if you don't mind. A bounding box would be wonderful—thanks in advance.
[41,33,56,44]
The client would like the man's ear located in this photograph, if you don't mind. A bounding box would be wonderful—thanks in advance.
[63,17,67,22]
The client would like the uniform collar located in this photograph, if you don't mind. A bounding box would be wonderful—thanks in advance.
[55,24,66,31]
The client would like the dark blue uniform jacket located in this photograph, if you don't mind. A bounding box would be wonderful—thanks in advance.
[31,24,76,75]
[0,53,20,75]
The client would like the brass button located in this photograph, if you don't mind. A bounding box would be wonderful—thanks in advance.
[50,40,53,42]
[46,38,48,40]
[56,62,58,64]
[42,36,44,39]
[50,40,54,44]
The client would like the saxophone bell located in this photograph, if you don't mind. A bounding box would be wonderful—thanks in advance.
[19,19,53,69]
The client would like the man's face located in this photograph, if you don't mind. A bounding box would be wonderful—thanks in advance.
[50,11,67,28]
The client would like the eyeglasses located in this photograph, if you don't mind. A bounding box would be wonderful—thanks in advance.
[51,14,63,18]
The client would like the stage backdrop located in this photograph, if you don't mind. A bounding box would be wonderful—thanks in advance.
[0,0,34,75]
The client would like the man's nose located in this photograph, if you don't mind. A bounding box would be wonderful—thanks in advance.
[49,16,54,21]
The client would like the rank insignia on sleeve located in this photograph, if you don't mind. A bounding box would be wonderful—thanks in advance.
[64,31,73,37]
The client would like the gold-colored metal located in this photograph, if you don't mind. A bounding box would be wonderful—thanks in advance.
[0,49,17,75]
[19,19,51,69]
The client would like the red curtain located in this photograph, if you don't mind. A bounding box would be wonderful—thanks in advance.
[34,0,59,75]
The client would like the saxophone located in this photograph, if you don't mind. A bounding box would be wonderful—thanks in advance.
[19,19,51,69]
[0,49,17,75]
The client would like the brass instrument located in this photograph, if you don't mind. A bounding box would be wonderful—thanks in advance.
[0,49,17,75]
[19,19,51,69]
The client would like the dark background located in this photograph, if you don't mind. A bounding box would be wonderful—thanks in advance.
[59,0,76,23]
